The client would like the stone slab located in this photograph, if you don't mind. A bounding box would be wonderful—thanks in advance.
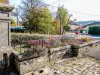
[87,45,100,59]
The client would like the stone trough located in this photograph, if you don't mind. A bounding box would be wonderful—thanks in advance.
[11,40,100,75]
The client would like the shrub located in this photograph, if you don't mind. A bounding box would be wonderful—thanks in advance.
[89,26,100,35]
[11,34,44,47]
[79,37,92,42]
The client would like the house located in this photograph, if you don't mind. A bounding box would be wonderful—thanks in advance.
[69,20,79,31]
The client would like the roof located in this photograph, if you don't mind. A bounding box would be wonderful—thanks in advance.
[83,21,100,28]
[75,27,83,30]
[69,20,78,26]
[77,21,94,26]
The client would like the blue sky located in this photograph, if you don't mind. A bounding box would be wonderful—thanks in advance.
[9,0,21,7]
[9,0,100,21]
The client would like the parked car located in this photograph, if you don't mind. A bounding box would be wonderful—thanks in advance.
[11,26,25,33]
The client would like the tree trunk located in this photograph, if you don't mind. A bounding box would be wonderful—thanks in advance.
[17,16,19,25]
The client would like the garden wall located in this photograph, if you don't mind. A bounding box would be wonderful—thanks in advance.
[78,40,100,56]
[12,40,100,75]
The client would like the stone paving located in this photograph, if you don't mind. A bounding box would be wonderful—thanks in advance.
[52,57,100,75]
[31,56,100,75]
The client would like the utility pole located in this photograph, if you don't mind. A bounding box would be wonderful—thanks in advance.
[60,17,62,35]
[59,8,62,35]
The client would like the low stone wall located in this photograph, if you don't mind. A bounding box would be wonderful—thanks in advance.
[12,46,69,75]
[78,40,100,57]
[12,40,100,75]
[18,56,49,75]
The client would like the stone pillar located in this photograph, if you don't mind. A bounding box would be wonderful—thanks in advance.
[0,3,13,59]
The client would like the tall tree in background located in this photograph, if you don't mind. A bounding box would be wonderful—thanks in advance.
[56,6,70,34]
[52,19,60,34]
[11,19,17,26]
[36,7,53,34]
[20,0,54,34]
[12,7,21,26]
[20,0,46,33]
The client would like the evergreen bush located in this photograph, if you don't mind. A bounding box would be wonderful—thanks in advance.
[89,26,100,35]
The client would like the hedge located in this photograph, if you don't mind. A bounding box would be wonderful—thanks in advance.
[88,26,100,35]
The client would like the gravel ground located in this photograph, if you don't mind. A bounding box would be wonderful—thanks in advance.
[30,56,100,75]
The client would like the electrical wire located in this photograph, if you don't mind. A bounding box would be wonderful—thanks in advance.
[48,4,100,17]
[45,0,100,17]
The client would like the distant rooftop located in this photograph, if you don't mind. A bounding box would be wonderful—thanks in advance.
[82,21,100,28]
[69,20,78,25]
[76,20,100,26]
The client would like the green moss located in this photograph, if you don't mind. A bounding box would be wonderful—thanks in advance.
[0,6,13,11]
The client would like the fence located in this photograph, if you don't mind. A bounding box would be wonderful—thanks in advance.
[11,35,80,58]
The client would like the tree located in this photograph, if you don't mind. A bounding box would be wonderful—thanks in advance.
[56,6,70,34]
[52,19,60,34]
[21,0,54,34]
[36,7,53,34]
[11,19,17,26]
[12,7,21,26]
[20,0,46,33]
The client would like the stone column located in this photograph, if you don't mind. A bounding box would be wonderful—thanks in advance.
[0,3,13,59]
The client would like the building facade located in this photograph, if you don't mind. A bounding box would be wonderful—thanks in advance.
[69,21,78,31]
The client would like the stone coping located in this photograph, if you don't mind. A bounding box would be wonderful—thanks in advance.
[79,40,100,48]
[13,53,40,62]
[0,3,14,11]
[13,45,70,62]
[0,17,11,20]
[50,40,100,51]
[50,45,70,51]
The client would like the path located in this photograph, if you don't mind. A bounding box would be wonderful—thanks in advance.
[30,56,100,75]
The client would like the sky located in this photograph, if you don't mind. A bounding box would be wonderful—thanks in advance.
[9,0,100,21]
